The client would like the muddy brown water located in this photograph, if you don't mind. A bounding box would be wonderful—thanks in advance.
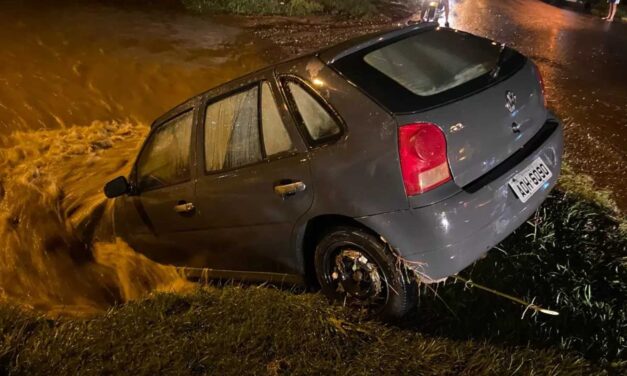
[0,1,274,314]
[0,0,624,314]
[0,1,271,136]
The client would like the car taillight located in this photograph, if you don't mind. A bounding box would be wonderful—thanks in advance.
[398,122,451,196]
[534,64,548,108]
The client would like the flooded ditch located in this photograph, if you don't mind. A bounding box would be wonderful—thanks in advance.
[0,1,272,313]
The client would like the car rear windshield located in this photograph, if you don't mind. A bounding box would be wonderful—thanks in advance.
[364,31,500,96]
[331,28,526,113]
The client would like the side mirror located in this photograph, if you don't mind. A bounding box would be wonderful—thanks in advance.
[104,176,130,198]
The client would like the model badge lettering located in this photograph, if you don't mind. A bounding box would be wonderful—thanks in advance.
[505,90,517,113]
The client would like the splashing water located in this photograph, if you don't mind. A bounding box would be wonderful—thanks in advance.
[0,1,274,315]
[0,121,193,315]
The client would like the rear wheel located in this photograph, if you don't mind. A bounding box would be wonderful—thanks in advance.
[314,227,417,320]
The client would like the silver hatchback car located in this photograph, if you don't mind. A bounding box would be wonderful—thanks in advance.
[105,23,563,319]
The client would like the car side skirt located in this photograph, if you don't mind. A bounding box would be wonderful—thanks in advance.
[180,267,305,286]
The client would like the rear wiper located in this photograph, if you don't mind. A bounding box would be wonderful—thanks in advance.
[490,43,507,79]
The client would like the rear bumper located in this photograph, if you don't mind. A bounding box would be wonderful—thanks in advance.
[356,118,564,281]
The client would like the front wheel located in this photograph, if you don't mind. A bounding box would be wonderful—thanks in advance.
[314,227,417,320]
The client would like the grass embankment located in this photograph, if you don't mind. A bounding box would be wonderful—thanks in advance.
[0,286,605,375]
[0,181,625,374]
[408,189,626,368]
[180,0,388,17]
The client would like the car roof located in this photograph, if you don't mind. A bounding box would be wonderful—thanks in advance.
[151,66,273,128]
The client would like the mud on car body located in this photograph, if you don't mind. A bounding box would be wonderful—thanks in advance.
[105,23,563,319]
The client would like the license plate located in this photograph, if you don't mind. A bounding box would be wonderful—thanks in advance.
[508,157,552,203]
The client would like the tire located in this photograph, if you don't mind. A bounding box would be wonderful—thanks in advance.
[314,226,417,320]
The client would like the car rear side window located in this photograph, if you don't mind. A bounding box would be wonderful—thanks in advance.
[137,110,193,191]
[286,81,340,142]
[363,30,500,96]
[204,87,262,172]
[261,82,293,156]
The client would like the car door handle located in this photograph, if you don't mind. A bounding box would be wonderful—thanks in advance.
[174,202,195,214]
[274,181,306,197]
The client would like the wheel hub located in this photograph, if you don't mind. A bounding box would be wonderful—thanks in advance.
[331,249,383,300]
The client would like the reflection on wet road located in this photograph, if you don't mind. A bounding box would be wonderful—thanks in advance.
[446,0,626,208]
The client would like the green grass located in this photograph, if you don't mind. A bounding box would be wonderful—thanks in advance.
[558,162,621,216]
[180,0,381,17]
[404,190,626,368]
[0,287,605,375]
[181,0,321,17]
[318,0,378,17]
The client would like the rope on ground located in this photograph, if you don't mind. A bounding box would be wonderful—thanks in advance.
[451,274,560,317]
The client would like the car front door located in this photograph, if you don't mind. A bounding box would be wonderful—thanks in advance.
[121,103,200,266]
[191,75,313,277]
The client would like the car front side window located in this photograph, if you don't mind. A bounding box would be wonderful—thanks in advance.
[204,87,262,172]
[136,110,194,192]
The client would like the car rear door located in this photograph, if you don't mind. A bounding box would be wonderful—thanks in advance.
[191,73,313,276]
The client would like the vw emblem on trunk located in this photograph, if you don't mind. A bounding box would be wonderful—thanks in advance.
[505,90,517,113]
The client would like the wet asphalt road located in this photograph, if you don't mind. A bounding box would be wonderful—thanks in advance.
[447,0,626,209]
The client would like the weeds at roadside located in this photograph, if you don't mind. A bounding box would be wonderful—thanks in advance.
[181,0,323,16]
[180,0,393,18]
[558,161,622,219]
[403,190,626,369]
[0,286,606,375]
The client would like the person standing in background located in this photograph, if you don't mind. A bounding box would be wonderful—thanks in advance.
[603,0,620,22]
[443,0,450,27]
